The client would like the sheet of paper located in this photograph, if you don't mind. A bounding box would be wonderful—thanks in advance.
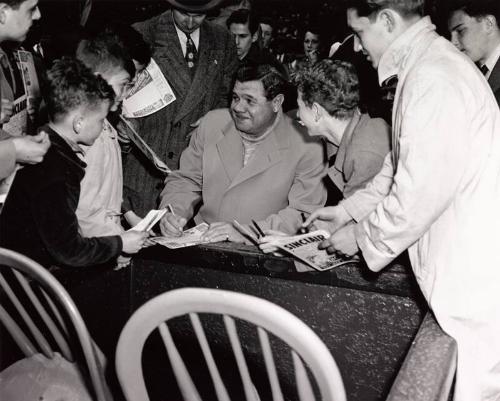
[151,223,210,249]
[129,209,167,232]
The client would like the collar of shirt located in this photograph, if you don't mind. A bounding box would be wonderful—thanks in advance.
[483,41,500,80]
[377,16,435,86]
[48,125,86,159]
[174,24,200,57]
[333,110,362,171]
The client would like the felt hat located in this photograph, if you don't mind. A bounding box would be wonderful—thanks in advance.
[166,0,225,13]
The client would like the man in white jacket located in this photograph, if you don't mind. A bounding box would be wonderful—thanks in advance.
[304,1,500,400]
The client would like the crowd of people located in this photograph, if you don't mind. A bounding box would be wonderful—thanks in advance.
[0,0,499,399]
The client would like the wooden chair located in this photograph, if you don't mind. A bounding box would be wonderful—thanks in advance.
[115,287,346,401]
[0,247,111,401]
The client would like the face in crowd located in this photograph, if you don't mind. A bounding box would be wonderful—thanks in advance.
[78,101,113,146]
[100,67,131,112]
[260,23,273,49]
[0,0,41,43]
[347,8,393,68]
[303,31,320,59]
[231,79,281,136]
[297,90,323,137]
[230,22,257,60]
[172,9,206,34]
[448,10,491,64]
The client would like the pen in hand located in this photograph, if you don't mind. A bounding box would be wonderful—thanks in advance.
[251,219,265,238]
[299,212,309,234]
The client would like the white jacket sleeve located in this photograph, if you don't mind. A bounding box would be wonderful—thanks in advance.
[355,74,470,271]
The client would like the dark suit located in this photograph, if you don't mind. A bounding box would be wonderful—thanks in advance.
[488,58,500,106]
[123,10,238,216]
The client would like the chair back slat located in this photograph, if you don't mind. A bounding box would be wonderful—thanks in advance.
[158,322,202,401]
[292,350,315,401]
[0,304,37,356]
[0,272,54,358]
[0,248,112,401]
[13,270,74,361]
[189,313,231,401]
[223,315,260,401]
[257,327,284,401]
[116,288,346,401]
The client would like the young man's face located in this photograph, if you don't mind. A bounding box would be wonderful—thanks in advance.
[172,9,206,34]
[78,101,111,146]
[1,0,41,43]
[100,67,131,112]
[260,23,273,48]
[347,8,391,68]
[231,79,280,136]
[448,10,489,64]
[229,22,256,60]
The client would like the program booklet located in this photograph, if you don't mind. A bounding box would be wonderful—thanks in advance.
[151,223,210,249]
[273,230,356,271]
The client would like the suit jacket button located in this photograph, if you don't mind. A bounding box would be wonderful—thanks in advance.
[168,152,174,159]
[174,122,181,128]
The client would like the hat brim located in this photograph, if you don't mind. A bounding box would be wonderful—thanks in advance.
[166,0,224,13]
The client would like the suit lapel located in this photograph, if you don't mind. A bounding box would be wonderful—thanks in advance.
[226,116,289,192]
[174,23,220,123]
[488,58,500,96]
[155,11,191,101]
[216,123,244,183]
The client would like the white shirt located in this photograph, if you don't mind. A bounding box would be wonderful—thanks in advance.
[482,41,500,80]
[174,25,200,57]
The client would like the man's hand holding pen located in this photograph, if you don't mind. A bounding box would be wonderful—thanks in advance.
[160,204,187,237]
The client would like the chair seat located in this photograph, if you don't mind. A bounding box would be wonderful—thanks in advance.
[0,352,94,401]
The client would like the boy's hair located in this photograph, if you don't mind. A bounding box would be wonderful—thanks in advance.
[44,57,115,121]
[449,0,500,28]
[295,59,359,121]
[76,29,135,78]
[235,63,287,100]
[227,8,259,35]
[345,0,424,19]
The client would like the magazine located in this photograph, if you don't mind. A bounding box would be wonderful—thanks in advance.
[122,58,176,118]
[151,223,211,249]
[272,230,356,271]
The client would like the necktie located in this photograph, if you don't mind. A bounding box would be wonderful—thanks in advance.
[480,64,489,77]
[185,33,198,78]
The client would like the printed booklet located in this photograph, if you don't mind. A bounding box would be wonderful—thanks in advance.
[273,230,356,271]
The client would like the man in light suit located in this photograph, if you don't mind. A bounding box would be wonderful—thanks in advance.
[448,0,500,106]
[123,0,239,217]
[305,0,500,399]
[159,64,327,243]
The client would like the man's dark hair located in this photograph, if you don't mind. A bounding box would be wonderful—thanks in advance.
[295,59,360,120]
[1,0,30,9]
[76,28,136,78]
[260,16,274,29]
[105,23,152,68]
[235,63,287,100]
[345,0,425,19]
[44,57,115,121]
[226,8,259,35]
[449,0,500,28]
